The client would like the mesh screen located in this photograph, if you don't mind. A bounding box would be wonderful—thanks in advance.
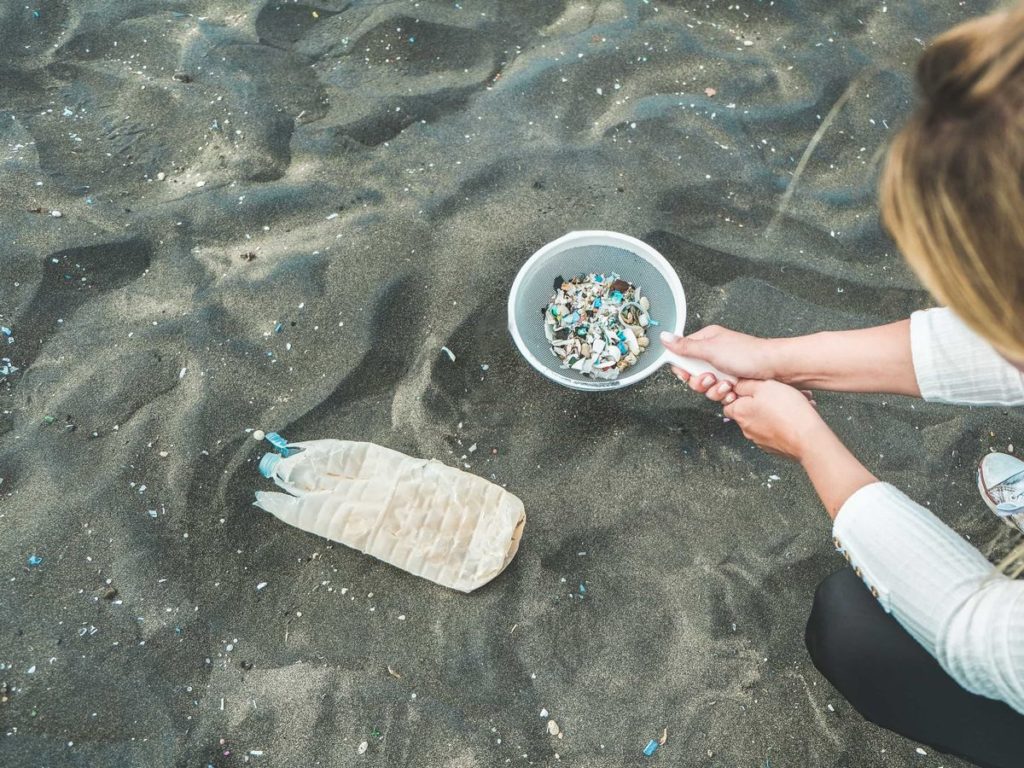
[511,243,680,387]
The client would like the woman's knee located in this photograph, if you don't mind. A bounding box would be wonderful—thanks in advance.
[805,568,880,681]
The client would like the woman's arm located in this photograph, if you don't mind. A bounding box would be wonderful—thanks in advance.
[665,308,1024,405]
[662,321,920,397]
[724,380,1024,713]
[834,483,1024,713]
[771,320,920,395]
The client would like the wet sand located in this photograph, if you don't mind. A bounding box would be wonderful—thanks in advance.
[0,1,1012,766]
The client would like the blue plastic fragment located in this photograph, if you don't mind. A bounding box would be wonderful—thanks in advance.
[594,274,604,282]
[27,555,42,567]
[274,322,283,334]
[643,739,659,757]
[0,327,11,337]
[578,583,586,595]
[259,453,281,478]
[648,318,660,327]
[617,342,627,355]
[593,298,602,308]
[610,290,623,303]
[265,431,294,457]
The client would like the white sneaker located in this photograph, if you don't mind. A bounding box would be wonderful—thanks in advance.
[978,452,1024,534]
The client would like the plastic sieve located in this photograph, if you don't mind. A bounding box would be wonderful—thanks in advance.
[507,230,735,392]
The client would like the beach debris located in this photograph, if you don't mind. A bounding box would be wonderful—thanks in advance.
[51,210,62,218]
[254,439,525,592]
[156,172,166,181]
[704,87,717,97]
[915,748,927,756]
[440,346,456,362]
[387,665,401,679]
[1,326,12,341]
[252,429,266,441]
[357,741,368,755]
[240,252,257,261]
[539,708,549,718]
[544,273,653,379]
[27,555,43,567]
[263,431,295,458]
[256,581,268,591]
[643,739,659,757]
[659,728,668,746]
[172,72,193,83]
[547,720,560,736]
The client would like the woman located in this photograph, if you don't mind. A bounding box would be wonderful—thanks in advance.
[663,7,1024,768]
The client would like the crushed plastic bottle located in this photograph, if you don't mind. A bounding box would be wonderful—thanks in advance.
[253,439,525,592]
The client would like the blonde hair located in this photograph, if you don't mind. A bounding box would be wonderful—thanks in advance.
[880,4,1024,575]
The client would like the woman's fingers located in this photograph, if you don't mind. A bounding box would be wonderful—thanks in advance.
[689,373,717,394]
[670,366,690,383]
[704,379,733,402]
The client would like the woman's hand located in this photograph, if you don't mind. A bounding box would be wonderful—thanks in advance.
[722,379,828,462]
[661,327,776,402]
[662,328,813,406]
[723,379,878,519]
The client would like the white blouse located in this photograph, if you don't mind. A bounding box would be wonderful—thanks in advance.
[833,307,1024,714]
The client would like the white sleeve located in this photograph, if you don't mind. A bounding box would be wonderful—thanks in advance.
[911,308,1024,405]
[833,482,1024,714]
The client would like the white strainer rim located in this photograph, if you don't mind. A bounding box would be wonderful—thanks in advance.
[507,230,687,391]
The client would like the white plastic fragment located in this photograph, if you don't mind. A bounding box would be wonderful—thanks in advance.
[915,748,927,755]
[357,741,368,755]
[179,367,187,379]
[256,582,268,591]
[547,720,560,736]
[440,346,456,362]
[51,210,62,218]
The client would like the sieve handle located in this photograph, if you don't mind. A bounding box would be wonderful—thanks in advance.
[662,351,738,384]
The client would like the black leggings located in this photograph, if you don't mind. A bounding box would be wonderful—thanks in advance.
[806,569,1024,768]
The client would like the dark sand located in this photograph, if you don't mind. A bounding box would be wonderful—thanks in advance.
[1,1,1015,766]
